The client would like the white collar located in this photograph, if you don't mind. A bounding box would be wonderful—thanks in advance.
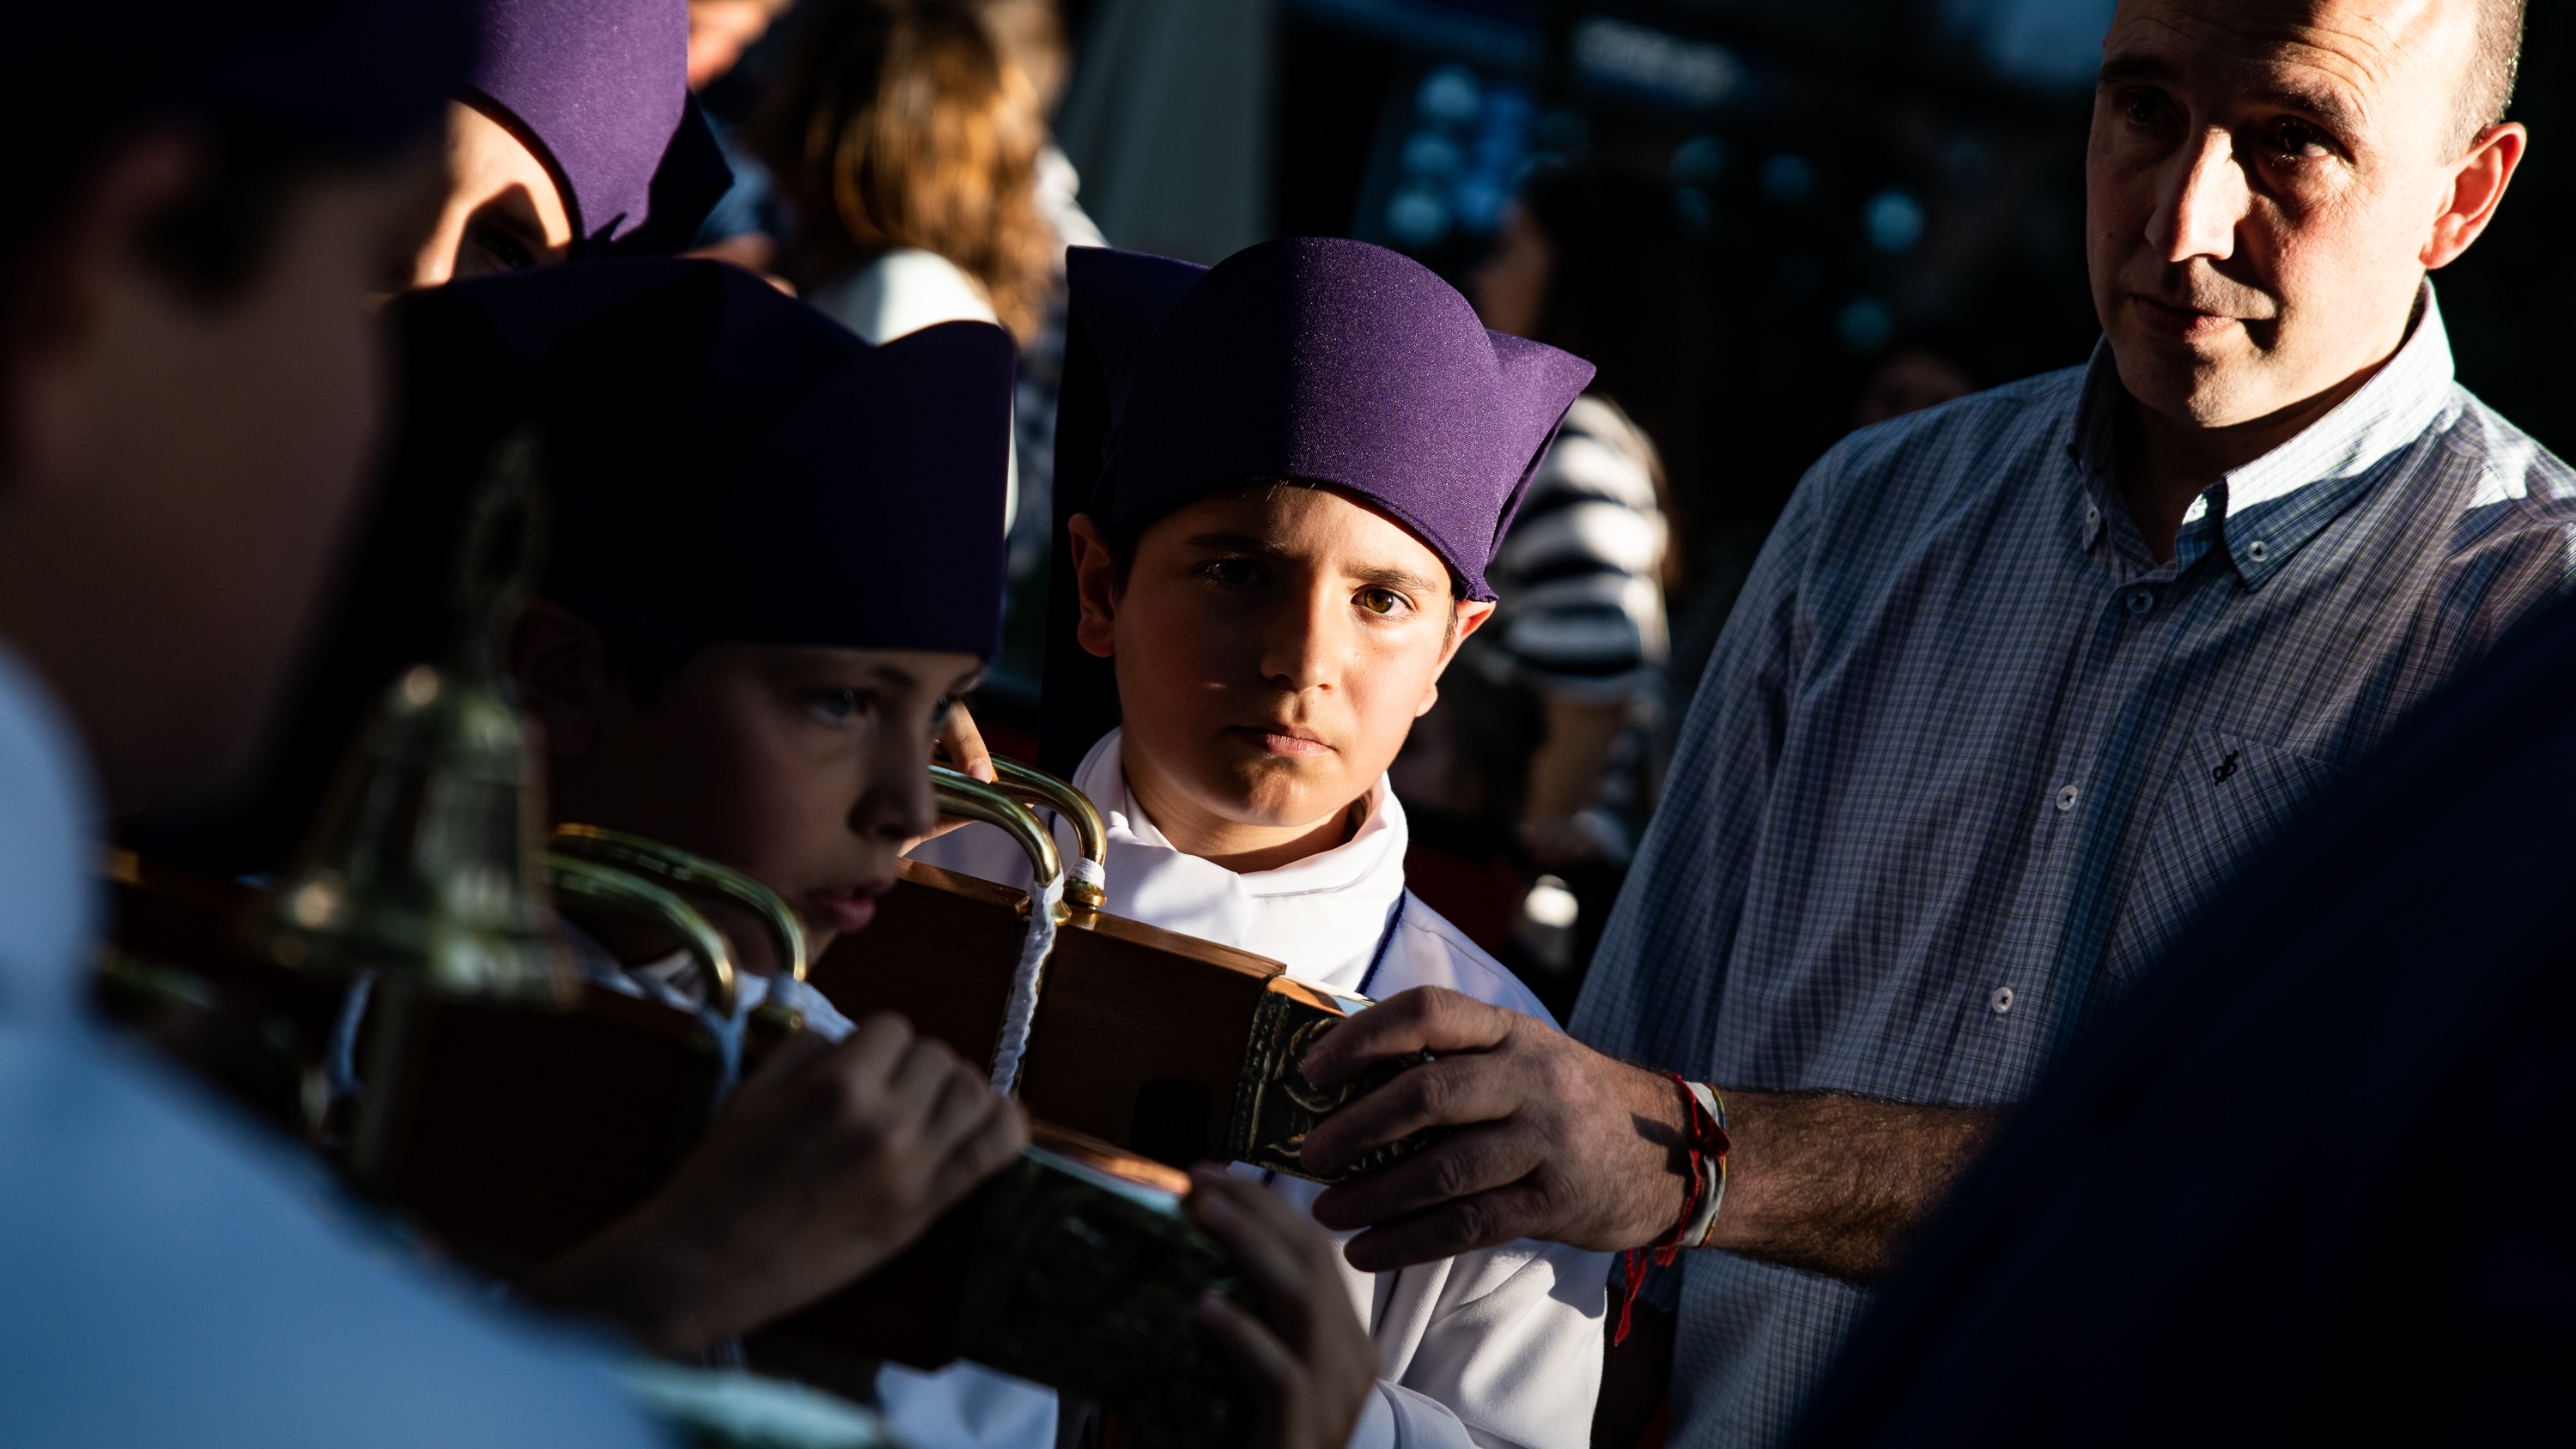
[1072,730,1409,991]
[0,641,100,1026]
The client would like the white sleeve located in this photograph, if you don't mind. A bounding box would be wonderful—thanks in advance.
[1340,1381,1482,1449]
[872,1361,1057,1449]
[1372,1239,1609,1449]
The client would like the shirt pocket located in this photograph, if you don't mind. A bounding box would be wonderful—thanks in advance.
[2104,731,2342,986]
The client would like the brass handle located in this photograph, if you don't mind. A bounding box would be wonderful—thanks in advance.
[932,766,1068,922]
[544,854,740,1020]
[988,759,1108,912]
[550,825,808,984]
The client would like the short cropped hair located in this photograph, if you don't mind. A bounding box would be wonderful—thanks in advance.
[2455,0,2528,152]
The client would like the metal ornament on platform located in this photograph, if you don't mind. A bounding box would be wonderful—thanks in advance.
[254,428,573,1006]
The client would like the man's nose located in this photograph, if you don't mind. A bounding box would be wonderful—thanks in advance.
[2148,127,2245,264]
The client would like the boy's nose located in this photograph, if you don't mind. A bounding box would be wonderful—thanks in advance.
[1258,591,1343,692]
[854,749,938,840]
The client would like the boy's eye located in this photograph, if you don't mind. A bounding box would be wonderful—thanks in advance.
[806,688,878,724]
[469,221,537,271]
[1201,559,1263,588]
[1356,588,1408,616]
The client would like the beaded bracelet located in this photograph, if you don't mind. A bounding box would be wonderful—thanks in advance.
[1614,1075,1732,1345]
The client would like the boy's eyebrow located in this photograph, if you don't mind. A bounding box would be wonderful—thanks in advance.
[1180,531,1444,594]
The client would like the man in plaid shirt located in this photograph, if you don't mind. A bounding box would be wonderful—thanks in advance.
[1289,3,2564,1446]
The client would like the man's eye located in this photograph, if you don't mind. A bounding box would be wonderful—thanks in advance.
[807,688,875,724]
[1203,559,1262,588]
[470,222,537,271]
[1356,588,1407,616]
[2119,90,2167,127]
[2267,119,2333,160]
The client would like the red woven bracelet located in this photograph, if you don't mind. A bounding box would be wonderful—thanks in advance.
[1613,1074,1732,1345]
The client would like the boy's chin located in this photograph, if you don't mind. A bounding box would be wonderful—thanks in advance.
[1204,760,1359,828]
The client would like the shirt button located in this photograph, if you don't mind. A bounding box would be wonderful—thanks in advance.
[1990,986,2015,1016]
[2056,785,2079,812]
[2084,503,2102,530]
[2124,589,2154,615]
[2245,539,2271,562]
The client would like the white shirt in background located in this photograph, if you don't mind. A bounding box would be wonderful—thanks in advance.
[811,248,1020,535]
[893,729,1611,1449]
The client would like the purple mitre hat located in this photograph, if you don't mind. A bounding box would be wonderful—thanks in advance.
[395,258,1018,658]
[467,0,689,246]
[1069,238,1595,602]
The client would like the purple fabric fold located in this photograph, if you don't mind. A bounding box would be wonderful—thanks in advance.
[466,0,687,244]
[1066,239,1595,600]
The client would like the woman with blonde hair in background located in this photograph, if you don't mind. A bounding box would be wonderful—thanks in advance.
[757,0,1054,349]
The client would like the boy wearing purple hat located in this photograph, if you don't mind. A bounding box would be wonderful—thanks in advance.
[908,238,1611,1449]
[231,256,1376,1446]
[0,0,661,1441]
[410,0,731,285]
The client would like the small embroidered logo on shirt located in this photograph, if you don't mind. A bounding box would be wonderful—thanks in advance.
[2212,751,2240,784]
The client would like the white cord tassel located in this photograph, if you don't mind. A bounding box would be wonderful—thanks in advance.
[987,867,1066,1093]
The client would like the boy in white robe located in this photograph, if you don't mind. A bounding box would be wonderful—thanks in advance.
[903,238,1613,1449]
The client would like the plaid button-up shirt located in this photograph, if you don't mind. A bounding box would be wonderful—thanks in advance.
[1568,286,2576,1449]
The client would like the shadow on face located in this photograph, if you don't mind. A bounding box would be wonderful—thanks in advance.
[0,138,447,809]
[1070,486,1492,868]
[509,601,981,955]
[2085,0,2522,430]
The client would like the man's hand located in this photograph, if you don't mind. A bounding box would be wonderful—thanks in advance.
[1300,987,2007,1283]
[525,1014,1027,1355]
[1188,1169,1379,1449]
[1299,987,1689,1273]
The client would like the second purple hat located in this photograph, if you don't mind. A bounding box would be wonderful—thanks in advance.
[468,0,688,245]
[1069,238,1595,601]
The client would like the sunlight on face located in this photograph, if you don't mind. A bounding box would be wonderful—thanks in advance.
[408,100,575,288]
[557,642,981,955]
[2085,0,2506,427]
[1076,486,1492,868]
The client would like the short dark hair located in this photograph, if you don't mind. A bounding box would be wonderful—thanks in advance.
[549,587,707,708]
[2456,0,2528,151]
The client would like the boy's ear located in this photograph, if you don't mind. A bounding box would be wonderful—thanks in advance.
[1415,598,1497,719]
[507,597,612,757]
[1066,512,1120,659]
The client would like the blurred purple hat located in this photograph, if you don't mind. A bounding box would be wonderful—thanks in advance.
[467,0,689,246]
[395,258,1018,657]
[1068,238,1594,601]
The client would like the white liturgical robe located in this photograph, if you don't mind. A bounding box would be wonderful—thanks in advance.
[892,729,1611,1449]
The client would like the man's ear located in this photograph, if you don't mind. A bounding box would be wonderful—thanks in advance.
[507,597,613,757]
[3,132,198,496]
[2425,122,2527,270]
[1067,512,1121,659]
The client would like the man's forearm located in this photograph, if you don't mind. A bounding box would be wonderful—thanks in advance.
[1709,1090,2003,1284]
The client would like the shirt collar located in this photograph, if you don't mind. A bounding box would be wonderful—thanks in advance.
[1074,728,1405,900]
[2069,280,2458,586]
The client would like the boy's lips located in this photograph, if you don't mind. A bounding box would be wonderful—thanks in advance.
[1229,724,1333,759]
[803,882,892,935]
